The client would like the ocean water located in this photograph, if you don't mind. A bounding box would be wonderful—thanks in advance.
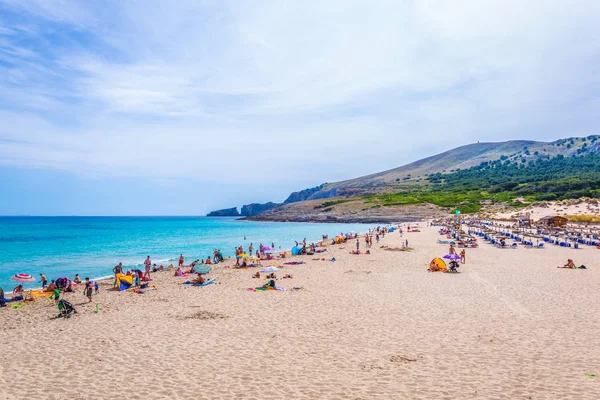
[0,216,373,290]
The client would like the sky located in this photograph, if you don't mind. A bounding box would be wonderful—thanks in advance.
[0,0,599,215]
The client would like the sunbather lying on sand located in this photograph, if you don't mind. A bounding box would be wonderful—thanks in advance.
[561,259,576,269]
[557,259,587,269]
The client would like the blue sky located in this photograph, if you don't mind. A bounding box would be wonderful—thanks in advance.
[1,0,599,215]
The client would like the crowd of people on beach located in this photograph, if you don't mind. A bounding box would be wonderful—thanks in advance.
[3,220,594,310]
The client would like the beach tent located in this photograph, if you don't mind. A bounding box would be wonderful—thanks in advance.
[429,258,447,272]
[291,246,301,255]
[115,274,133,291]
[335,236,345,244]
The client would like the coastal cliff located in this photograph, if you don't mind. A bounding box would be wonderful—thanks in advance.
[240,202,281,216]
[206,207,240,217]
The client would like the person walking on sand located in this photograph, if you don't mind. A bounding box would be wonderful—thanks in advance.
[356,239,360,252]
[179,254,184,267]
[112,262,123,288]
[39,273,48,289]
[144,256,152,279]
[460,249,466,264]
[84,277,93,303]
[449,244,456,255]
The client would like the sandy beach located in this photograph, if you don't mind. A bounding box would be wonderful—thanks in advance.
[1,224,599,399]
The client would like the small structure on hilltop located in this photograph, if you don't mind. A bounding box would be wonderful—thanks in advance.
[537,215,568,228]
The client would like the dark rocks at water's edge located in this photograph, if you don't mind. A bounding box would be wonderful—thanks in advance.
[207,202,281,217]
[240,202,281,216]
[206,207,240,217]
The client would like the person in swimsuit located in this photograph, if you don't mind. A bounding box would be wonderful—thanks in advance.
[113,263,123,288]
[39,273,48,289]
[84,278,93,302]
[179,254,184,267]
[144,256,152,279]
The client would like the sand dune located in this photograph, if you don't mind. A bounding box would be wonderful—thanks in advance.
[1,225,599,399]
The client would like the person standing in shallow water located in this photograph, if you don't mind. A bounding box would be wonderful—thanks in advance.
[179,254,184,267]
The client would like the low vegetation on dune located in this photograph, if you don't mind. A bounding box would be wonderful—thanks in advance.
[359,152,600,214]
[564,215,600,223]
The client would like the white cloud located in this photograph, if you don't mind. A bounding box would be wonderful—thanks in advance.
[0,0,599,187]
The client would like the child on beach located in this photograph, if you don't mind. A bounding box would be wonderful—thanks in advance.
[84,278,93,302]
[94,281,100,294]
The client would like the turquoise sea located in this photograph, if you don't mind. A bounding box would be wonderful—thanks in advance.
[0,217,372,290]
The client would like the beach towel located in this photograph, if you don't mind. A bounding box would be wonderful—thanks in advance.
[184,278,217,287]
[284,261,305,265]
[127,286,156,294]
[247,286,286,292]
[29,290,53,298]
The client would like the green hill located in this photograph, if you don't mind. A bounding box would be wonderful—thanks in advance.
[287,135,600,201]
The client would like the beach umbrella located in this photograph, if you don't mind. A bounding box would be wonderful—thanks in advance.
[260,266,280,273]
[442,254,461,260]
[237,253,249,258]
[195,265,211,275]
[264,249,279,253]
[262,246,273,251]
[12,273,35,283]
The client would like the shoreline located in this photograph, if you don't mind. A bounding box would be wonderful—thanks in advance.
[5,216,385,294]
